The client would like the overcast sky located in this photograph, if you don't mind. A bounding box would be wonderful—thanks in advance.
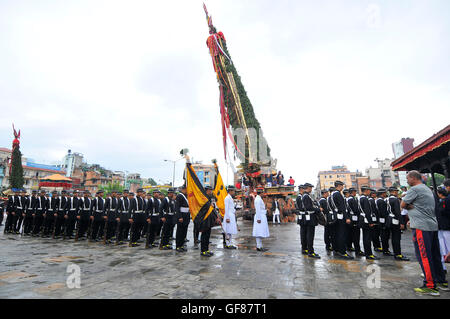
[0,0,449,186]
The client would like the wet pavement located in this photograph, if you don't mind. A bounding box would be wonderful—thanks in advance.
[0,218,448,299]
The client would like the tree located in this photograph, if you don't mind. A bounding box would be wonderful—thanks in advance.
[148,178,157,186]
[9,147,24,189]
[425,173,445,187]
[99,181,124,194]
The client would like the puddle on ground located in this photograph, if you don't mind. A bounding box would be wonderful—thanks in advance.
[0,271,38,283]
[42,256,83,263]
[327,259,364,273]
[34,282,65,293]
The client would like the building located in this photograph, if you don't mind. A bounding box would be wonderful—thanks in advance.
[392,125,450,191]
[191,162,216,188]
[0,147,66,192]
[125,173,142,193]
[23,162,66,192]
[366,158,400,189]
[0,148,12,189]
[392,138,415,186]
[84,170,112,194]
[317,165,357,190]
[60,149,84,177]
[355,175,369,192]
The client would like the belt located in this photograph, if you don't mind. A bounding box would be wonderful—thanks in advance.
[95,210,103,213]
[168,213,175,215]
[306,211,315,214]
[48,209,54,211]
[152,214,160,217]
[180,207,189,213]
[70,209,77,211]
[134,210,144,213]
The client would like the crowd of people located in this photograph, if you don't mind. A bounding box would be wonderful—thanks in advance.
[0,186,199,252]
[292,171,450,296]
[1,170,449,296]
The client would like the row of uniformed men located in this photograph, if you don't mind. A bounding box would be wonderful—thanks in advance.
[3,185,243,257]
[2,187,195,252]
[296,181,409,261]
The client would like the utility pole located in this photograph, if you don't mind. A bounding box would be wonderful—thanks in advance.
[164,157,183,187]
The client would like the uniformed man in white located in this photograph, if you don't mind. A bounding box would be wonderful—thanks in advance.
[223,186,238,249]
[253,188,269,252]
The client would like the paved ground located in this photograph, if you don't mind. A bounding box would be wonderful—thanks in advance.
[0,217,448,299]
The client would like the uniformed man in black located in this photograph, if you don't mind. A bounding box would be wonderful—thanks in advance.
[112,191,122,242]
[319,189,334,251]
[296,185,307,254]
[358,186,379,260]
[64,190,83,239]
[369,189,382,252]
[42,191,59,237]
[23,190,37,235]
[302,183,321,258]
[116,192,132,244]
[74,190,89,240]
[90,190,105,242]
[342,188,351,250]
[104,190,119,244]
[330,181,353,259]
[14,189,26,234]
[146,190,162,248]
[53,190,68,238]
[141,192,152,239]
[347,188,364,256]
[4,190,18,234]
[175,185,190,252]
[32,190,47,236]
[200,186,220,257]
[156,193,165,241]
[387,187,409,261]
[121,189,131,240]
[129,188,146,247]
[160,188,176,250]
[376,188,392,255]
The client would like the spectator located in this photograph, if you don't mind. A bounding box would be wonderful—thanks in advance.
[444,178,450,193]
[436,186,450,274]
[272,177,277,187]
[400,186,410,229]
[401,170,448,296]
[288,176,295,186]
[277,171,284,186]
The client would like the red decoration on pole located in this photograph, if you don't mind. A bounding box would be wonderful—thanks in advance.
[10,123,21,175]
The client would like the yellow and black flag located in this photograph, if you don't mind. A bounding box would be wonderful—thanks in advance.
[186,162,216,231]
[213,162,228,218]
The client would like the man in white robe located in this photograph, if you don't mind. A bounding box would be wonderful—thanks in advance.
[253,189,270,251]
[223,186,238,249]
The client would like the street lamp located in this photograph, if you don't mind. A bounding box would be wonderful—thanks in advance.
[164,158,183,187]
